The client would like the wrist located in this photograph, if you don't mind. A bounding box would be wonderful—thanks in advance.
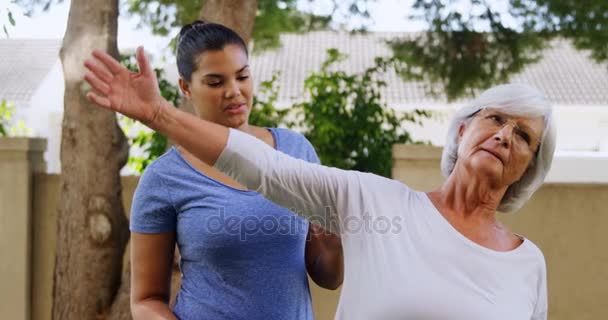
[148,99,175,132]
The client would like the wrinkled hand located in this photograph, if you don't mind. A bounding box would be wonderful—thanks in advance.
[83,46,164,127]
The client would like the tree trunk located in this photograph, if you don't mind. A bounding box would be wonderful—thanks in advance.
[107,248,132,320]
[199,0,258,44]
[51,1,262,318]
[53,0,130,319]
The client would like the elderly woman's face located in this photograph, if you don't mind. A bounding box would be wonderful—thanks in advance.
[456,109,544,187]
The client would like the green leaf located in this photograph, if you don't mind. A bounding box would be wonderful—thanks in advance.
[293,49,428,177]
[8,11,15,26]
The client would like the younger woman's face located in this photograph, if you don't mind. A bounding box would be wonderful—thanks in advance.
[179,44,253,129]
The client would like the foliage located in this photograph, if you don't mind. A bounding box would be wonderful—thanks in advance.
[124,0,373,52]
[249,71,290,128]
[389,0,548,101]
[510,0,608,63]
[293,49,431,177]
[16,0,608,174]
[118,54,180,174]
[388,0,608,101]
[11,0,64,16]
[250,0,332,51]
[0,99,14,136]
[210,48,431,177]
[0,99,33,137]
[1,6,16,37]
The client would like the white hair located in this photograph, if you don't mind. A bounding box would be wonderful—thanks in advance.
[441,83,557,212]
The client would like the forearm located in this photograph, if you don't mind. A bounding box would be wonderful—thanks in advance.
[152,100,229,166]
[132,299,177,320]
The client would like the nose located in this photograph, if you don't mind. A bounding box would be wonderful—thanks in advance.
[494,124,514,148]
[224,80,241,99]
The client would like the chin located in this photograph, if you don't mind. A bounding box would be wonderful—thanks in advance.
[226,116,248,129]
[468,158,503,181]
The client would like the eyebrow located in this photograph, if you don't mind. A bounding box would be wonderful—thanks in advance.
[202,65,250,78]
[517,123,536,136]
[485,110,541,140]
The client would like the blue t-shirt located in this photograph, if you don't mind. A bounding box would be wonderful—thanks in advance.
[130,128,318,320]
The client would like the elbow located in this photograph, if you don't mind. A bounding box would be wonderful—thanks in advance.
[310,270,344,290]
[305,225,344,290]
[308,255,344,290]
[321,278,343,291]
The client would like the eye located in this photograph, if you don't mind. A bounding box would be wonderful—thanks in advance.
[237,75,249,81]
[515,129,531,145]
[207,81,223,88]
[489,114,503,123]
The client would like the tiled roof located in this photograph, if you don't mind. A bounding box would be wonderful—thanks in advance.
[4,34,608,108]
[249,31,608,106]
[0,39,62,107]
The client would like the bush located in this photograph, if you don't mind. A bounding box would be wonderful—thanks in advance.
[293,49,430,177]
[249,71,290,128]
[0,99,13,136]
[0,99,33,137]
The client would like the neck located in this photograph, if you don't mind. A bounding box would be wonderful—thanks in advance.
[431,167,507,223]
[235,121,255,135]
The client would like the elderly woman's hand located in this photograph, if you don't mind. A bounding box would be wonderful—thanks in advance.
[83,46,165,128]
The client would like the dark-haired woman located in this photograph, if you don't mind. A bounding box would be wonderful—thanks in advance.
[126,21,343,320]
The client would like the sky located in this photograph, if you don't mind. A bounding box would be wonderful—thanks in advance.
[3,0,425,61]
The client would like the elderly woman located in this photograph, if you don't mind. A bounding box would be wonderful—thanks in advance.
[84,47,555,320]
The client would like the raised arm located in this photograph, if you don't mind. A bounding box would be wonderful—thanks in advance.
[83,47,228,166]
[215,128,358,233]
[83,47,355,233]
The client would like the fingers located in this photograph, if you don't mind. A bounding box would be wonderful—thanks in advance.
[136,46,153,77]
[86,92,112,109]
[84,59,113,83]
[84,71,110,96]
[92,49,124,74]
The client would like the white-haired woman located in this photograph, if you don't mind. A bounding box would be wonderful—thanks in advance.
[84,48,556,320]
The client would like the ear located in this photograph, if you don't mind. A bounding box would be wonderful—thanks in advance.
[457,122,466,143]
[178,78,192,98]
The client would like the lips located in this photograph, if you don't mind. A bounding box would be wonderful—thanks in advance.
[224,103,247,115]
[480,148,504,164]
[224,103,246,110]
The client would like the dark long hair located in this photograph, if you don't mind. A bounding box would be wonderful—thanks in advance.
[176,20,248,81]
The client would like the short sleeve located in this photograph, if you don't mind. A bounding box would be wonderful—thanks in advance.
[301,135,321,164]
[130,166,177,233]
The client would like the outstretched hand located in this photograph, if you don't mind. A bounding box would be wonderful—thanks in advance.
[84,46,165,127]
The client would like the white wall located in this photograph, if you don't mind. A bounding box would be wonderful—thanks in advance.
[25,60,65,173]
